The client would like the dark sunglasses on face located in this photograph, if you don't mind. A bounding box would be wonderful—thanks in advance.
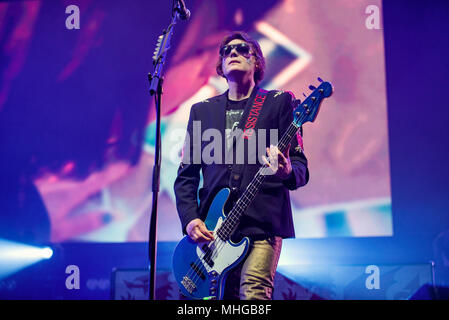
[220,43,252,57]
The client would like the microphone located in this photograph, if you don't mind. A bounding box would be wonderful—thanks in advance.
[174,0,191,20]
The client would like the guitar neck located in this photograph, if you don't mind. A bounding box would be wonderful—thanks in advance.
[217,121,301,240]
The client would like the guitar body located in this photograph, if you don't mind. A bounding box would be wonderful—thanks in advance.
[172,188,250,300]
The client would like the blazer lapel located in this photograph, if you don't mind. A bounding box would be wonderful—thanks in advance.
[212,91,228,135]
[209,91,228,163]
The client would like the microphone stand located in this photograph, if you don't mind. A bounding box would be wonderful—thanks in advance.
[147,6,186,300]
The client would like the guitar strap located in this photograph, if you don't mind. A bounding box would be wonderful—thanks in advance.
[228,87,269,194]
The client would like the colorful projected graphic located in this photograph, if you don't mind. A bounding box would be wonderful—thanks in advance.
[0,0,391,242]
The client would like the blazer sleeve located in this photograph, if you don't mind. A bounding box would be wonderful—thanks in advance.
[173,105,202,234]
[278,92,310,190]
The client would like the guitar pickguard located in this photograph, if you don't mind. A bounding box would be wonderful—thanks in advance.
[196,217,248,275]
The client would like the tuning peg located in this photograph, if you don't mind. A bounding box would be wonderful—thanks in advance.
[317,77,323,82]
[309,85,316,91]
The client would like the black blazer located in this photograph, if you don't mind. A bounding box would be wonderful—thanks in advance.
[174,87,309,239]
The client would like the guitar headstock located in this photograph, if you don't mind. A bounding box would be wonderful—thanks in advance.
[293,78,333,126]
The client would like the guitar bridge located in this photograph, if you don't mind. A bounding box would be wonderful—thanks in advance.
[181,276,197,294]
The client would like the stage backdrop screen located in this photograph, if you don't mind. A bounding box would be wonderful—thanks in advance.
[0,0,391,242]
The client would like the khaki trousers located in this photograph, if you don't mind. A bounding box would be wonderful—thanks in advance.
[223,236,282,300]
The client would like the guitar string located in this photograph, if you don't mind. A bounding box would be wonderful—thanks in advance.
[181,105,310,296]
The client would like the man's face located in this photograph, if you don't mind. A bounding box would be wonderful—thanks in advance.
[221,39,256,81]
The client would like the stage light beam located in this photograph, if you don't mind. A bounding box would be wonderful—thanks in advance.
[0,239,54,279]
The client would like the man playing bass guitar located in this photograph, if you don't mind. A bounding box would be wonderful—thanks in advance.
[174,31,309,300]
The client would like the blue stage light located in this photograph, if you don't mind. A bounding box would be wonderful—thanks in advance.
[0,239,54,279]
[41,247,53,259]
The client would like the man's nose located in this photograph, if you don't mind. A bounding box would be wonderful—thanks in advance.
[229,48,239,57]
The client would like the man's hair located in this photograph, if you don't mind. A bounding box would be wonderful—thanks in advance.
[216,31,265,85]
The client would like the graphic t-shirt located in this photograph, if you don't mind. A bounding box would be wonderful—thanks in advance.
[225,97,248,150]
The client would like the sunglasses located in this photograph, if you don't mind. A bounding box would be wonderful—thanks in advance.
[220,43,252,58]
